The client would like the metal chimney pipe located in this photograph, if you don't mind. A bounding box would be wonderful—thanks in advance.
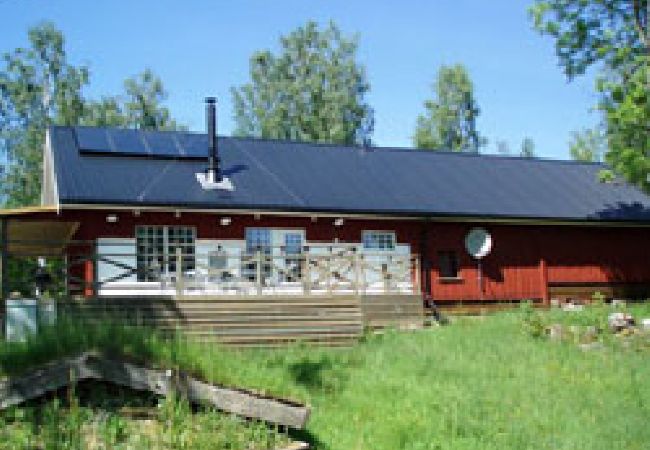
[206,97,220,182]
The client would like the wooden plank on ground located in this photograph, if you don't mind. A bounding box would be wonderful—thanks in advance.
[0,353,310,429]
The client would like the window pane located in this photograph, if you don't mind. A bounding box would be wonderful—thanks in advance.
[135,226,196,281]
[362,231,395,251]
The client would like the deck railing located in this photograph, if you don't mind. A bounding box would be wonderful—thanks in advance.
[98,247,420,297]
[3,240,421,298]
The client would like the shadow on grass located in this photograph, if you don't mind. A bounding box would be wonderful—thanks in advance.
[289,359,332,389]
[290,427,328,450]
[288,354,350,395]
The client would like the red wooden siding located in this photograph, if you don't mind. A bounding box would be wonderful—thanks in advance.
[9,209,650,302]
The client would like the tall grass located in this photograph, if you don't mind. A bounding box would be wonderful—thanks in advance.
[2,305,650,449]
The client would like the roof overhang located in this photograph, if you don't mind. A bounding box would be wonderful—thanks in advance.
[56,203,650,228]
[0,206,59,217]
[4,219,79,256]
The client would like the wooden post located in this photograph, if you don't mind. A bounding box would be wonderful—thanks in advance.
[539,257,549,306]
[353,251,361,296]
[413,256,421,295]
[256,250,262,296]
[83,258,94,298]
[382,263,389,294]
[175,247,184,298]
[359,254,366,295]
[0,218,8,339]
[326,250,333,295]
[302,254,311,295]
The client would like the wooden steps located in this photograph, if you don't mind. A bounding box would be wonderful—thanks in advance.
[359,294,424,330]
[59,295,364,346]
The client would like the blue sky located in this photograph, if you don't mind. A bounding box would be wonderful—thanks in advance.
[2,0,600,159]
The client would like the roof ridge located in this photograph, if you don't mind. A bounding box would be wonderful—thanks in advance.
[56,125,605,167]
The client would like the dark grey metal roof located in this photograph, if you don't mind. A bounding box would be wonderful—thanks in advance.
[47,126,650,222]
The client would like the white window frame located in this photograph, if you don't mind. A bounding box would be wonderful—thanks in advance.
[362,231,396,251]
[136,226,196,282]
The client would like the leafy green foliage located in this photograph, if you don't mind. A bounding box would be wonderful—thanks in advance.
[232,21,374,145]
[529,0,648,79]
[414,64,485,152]
[600,57,650,191]
[0,22,88,207]
[530,1,649,191]
[495,139,511,155]
[568,126,606,162]
[0,23,181,207]
[520,137,536,158]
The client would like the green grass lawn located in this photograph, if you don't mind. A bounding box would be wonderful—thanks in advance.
[2,303,650,449]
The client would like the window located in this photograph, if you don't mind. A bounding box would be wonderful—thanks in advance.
[438,251,460,279]
[243,228,272,281]
[362,231,396,251]
[282,232,304,282]
[245,228,272,254]
[284,232,303,255]
[136,226,195,282]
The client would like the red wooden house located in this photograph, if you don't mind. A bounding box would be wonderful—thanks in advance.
[2,99,650,330]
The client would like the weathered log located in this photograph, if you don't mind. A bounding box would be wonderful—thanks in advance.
[0,354,90,409]
[178,374,309,429]
[0,352,310,429]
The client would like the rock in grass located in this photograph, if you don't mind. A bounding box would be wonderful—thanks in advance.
[608,312,635,333]
[641,318,650,331]
[579,342,604,351]
[547,324,564,340]
[562,303,584,312]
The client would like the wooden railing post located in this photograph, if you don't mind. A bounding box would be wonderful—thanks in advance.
[256,250,263,296]
[326,251,333,295]
[414,255,421,294]
[175,247,184,297]
[302,254,311,295]
[354,251,361,296]
[359,254,366,295]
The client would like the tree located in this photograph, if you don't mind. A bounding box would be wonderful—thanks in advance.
[495,139,511,156]
[568,127,606,162]
[123,69,181,130]
[413,64,484,152]
[1,23,181,207]
[530,0,649,190]
[600,58,649,188]
[0,22,89,207]
[520,137,536,158]
[529,1,648,79]
[231,21,374,145]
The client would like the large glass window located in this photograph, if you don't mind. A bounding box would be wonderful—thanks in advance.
[282,232,304,282]
[243,228,272,282]
[362,231,396,251]
[245,228,272,254]
[136,226,195,281]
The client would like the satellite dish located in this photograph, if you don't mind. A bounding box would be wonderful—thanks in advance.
[465,228,492,259]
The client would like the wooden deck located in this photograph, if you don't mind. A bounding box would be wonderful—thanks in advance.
[58,294,425,347]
